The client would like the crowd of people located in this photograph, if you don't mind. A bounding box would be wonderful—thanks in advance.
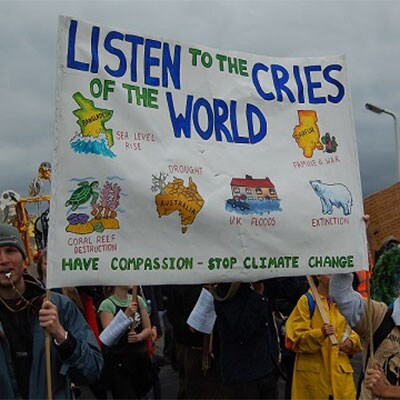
[0,220,400,399]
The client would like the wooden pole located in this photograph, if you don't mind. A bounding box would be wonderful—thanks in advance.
[366,263,375,361]
[207,284,214,355]
[130,286,138,332]
[45,290,53,400]
[306,276,338,346]
[365,217,375,360]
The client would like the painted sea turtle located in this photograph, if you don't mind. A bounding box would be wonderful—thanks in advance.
[65,181,99,211]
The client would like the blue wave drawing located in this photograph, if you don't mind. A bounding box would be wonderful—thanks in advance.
[69,177,97,183]
[71,136,116,158]
[225,199,282,216]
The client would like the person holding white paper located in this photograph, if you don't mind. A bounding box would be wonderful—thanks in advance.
[166,284,223,399]
[98,286,154,399]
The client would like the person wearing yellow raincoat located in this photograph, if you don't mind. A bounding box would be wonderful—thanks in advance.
[285,275,362,400]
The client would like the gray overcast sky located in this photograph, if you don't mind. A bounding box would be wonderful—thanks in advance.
[1,0,399,199]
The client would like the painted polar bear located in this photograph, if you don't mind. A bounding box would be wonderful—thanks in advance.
[310,180,352,216]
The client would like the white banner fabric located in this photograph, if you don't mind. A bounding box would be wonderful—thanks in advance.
[47,16,368,288]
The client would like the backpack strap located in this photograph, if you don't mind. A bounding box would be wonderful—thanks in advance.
[372,306,395,351]
[305,291,316,318]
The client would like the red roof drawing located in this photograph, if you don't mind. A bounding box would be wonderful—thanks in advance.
[230,175,275,188]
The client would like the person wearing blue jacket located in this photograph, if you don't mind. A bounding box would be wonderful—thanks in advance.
[0,223,103,399]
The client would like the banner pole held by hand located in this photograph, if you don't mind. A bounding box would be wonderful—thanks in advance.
[306,276,338,346]
[130,286,138,332]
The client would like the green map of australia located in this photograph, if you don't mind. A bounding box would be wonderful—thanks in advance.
[155,177,204,234]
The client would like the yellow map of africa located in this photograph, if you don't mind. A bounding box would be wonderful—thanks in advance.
[155,177,204,233]
[292,110,324,158]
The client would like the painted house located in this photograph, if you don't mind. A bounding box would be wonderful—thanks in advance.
[230,175,278,200]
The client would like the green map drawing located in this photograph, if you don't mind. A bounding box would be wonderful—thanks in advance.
[72,92,114,148]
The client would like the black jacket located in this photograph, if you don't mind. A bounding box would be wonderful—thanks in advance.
[214,283,279,385]
[165,285,203,347]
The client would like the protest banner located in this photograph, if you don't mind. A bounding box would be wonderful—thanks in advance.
[47,16,368,288]
[363,182,400,256]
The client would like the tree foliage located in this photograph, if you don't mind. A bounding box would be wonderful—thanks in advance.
[371,247,400,305]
